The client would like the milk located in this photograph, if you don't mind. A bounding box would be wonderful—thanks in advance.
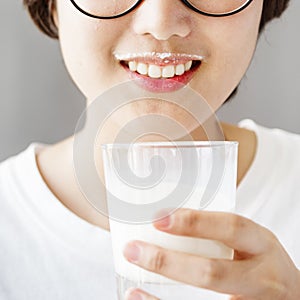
[108,184,235,283]
[101,141,238,298]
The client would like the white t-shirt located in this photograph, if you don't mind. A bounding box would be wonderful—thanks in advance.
[0,119,299,300]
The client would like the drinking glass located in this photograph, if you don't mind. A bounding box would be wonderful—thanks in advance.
[101,141,238,299]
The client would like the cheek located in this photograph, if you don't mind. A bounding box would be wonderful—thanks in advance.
[191,0,263,109]
[56,1,124,99]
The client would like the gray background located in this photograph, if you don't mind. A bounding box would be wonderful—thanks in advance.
[0,0,299,162]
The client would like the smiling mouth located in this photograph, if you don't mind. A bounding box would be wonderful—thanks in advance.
[120,60,201,79]
[116,52,204,92]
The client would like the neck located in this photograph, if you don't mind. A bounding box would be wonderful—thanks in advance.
[36,121,257,229]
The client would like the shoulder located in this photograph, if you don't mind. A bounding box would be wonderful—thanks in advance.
[237,119,300,179]
[0,145,29,178]
[0,143,44,203]
[237,118,300,151]
[0,151,20,190]
[0,148,27,204]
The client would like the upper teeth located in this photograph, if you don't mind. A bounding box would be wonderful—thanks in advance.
[127,60,193,78]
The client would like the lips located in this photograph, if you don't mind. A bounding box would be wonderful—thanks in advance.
[114,52,205,92]
[121,61,201,93]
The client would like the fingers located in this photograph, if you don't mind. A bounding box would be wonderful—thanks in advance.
[123,240,250,295]
[153,209,276,254]
[125,288,160,300]
[229,296,256,300]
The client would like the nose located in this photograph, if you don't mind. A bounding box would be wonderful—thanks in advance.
[132,0,192,40]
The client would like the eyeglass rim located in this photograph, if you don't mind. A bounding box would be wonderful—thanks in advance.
[69,0,254,20]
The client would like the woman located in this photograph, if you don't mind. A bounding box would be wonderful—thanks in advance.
[0,0,299,299]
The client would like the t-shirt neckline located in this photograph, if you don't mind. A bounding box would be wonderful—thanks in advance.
[17,119,264,244]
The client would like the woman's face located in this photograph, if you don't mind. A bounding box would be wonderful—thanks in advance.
[54,0,263,112]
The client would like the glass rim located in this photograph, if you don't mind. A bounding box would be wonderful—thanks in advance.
[100,141,239,149]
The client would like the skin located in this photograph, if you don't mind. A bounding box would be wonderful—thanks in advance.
[36,0,300,298]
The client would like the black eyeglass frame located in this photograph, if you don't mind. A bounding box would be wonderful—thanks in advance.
[69,0,254,20]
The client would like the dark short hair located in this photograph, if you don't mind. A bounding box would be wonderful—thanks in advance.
[24,0,57,38]
[23,0,290,102]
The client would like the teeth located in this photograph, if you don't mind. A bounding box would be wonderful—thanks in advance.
[162,65,175,78]
[127,60,195,78]
[148,65,161,78]
[136,63,148,75]
[175,64,185,76]
[184,61,192,71]
[128,61,137,71]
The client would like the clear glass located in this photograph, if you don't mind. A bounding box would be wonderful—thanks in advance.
[101,141,238,299]
[70,0,252,19]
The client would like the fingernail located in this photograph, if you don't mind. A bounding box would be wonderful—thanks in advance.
[154,214,172,229]
[127,291,143,300]
[123,242,141,263]
[125,288,143,300]
[154,209,173,229]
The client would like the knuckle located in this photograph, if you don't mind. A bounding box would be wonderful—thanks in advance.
[259,226,278,251]
[183,210,200,233]
[199,260,222,288]
[148,248,166,273]
[266,230,279,249]
[226,214,246,242]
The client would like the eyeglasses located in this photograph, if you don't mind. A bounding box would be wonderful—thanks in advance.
[70,0,254,20]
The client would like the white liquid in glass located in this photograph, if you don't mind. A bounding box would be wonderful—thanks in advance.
[108,184,234,284]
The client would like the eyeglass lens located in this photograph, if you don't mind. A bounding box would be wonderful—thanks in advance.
[71,0,251,18]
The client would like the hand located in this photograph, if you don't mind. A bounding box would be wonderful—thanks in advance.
[123,209,300,300]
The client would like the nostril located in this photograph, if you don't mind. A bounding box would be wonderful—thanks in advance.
[132,2,192,40]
